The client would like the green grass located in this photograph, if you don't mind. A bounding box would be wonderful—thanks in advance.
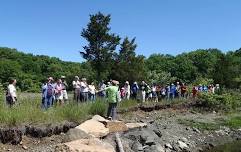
[178,113,241,131]
[178,119,221,131]
[0,93,109,126]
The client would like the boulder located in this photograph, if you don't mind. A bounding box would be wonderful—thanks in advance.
[125,123,147,130]
[75,119,109,138]
[105,121,128,133]
[131,141,143,151]
[92,115,109,123]
[62,128,92,142]
[55,138,115,152]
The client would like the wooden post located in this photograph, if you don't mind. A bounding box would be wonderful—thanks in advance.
[115,133,124,152]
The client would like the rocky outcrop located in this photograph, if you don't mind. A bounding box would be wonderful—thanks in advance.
[55,138,115,152]
[75,119,109,138]
[0,128,22,145]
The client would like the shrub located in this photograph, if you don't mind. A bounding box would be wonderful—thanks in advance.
[197,92,241,111]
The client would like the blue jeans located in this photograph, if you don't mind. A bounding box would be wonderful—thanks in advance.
[43,96,53,109]
[81,92,89,102]
[107,103,117,120]
[89,94,96,101]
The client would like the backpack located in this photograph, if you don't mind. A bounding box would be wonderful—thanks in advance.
[46,84,54,98]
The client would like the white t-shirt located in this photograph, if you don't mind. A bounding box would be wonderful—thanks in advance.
[72,80,81,89]
[7,84,17,97]
[80,82,89,93]
[88,85,96,94]
[125,85,130,93]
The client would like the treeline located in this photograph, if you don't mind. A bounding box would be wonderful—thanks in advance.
[1,12,241,92]
[1,46,241,92]
[0,47,95,92]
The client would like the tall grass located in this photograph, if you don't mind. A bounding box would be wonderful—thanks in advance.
[0,93,109,126]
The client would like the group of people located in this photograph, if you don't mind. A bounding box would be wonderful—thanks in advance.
[4,76,221,120]
[41,76,68,109]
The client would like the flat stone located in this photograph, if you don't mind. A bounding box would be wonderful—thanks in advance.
[180,137,188,143]
[75,119,109,138]
[22,145,28,150]
[125,123,147,130]
[105,121,128,133]
[55,138,115,152]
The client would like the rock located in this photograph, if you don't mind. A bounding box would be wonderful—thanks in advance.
[153,129,162,138]
[145,144,165,152]
[105,121,128,133]
[180,137,188,143]
[55,138,115,152]
[22,145,28,150]
[186,127,191,131]
[7,149,12,151]
[164,143,173,149]
[92,115,109,122]
[19,141,23,145]
[193,127,201,134]
[75,119,109,138]
[63,128,92,142]
[177,140,188,150]
[131,141,143,151]
[126,123,147,130]
[0,128,22,144]
[140,129,158,146]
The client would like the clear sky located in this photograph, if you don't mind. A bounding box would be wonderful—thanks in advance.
[0,0,241,62]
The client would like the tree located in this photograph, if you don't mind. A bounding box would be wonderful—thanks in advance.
[111,37,146,83]
[80,12,121,81]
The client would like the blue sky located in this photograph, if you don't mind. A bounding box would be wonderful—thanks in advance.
[0,0,241,62]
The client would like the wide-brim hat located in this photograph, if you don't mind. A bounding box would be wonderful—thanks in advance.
[81,78,87,81]
[75,76,79,80]
[48,77,54,81]
[61,76,66,79]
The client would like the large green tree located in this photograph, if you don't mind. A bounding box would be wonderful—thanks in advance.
[80,12,121,81]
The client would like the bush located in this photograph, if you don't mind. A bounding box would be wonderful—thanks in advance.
[197,92,241,111]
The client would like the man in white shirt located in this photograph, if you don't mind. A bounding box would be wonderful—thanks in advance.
[72,76,81,102]
[6,79,17,107]
[80,78,89,102]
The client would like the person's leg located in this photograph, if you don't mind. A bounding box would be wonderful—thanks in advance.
[107,103,112,119]
[111,103,117,120]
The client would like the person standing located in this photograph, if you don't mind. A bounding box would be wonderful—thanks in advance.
[124,81,131,100]
[42,77,55,109]
[105,80,121,120]
[88,82,96,101]
[55,79,64,106]
[170,83,176,100]
[61,76,68,103]
[181,83,188,98]
[98,80,106,98]
[80,78,89,102]
[131,82,139,100]
[140,81,147,102]
[6,78,17,107]
[72,76,81,103]
[151,84,158,102]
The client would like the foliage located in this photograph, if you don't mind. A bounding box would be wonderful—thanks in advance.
[197,92,241,111]
[80,12,121,81]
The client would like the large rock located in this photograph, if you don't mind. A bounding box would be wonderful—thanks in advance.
[75,119,109,138]
[55,138,115,152]
[125,123,147,130]
[62,128,92,142]
[92,115,109,123]
[105,121,128,133]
